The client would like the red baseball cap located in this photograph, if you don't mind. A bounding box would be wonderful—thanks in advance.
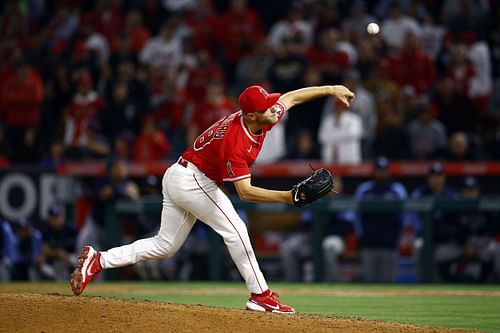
[238,85,281,113]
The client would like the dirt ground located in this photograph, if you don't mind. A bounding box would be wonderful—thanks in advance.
[0,287,479,333]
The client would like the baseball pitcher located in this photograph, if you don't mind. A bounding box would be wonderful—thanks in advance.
[71,84,354,314]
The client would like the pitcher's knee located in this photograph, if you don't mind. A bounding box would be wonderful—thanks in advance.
[153,236,176,258]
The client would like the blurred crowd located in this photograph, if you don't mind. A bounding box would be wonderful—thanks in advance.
[1,0,500,167]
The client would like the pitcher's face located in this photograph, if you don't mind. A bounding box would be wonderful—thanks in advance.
[254,105,279,125]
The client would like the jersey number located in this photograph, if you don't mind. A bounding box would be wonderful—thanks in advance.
[193,113,237,151]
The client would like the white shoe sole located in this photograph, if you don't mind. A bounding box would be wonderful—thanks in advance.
[245,301,296,314]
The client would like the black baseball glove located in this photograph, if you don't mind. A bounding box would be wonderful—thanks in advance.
[291,168,334,207]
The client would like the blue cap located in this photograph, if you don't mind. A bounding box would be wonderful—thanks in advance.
[463,176,479,189]
[429,162,444,175]
[48,203,63,216]
[374,156,389,170]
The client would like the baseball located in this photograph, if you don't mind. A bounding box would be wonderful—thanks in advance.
[367,22,379,35]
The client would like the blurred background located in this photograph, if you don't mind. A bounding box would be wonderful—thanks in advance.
[0,0,499,285]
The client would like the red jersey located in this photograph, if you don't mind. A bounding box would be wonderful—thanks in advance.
[182,102,286,185]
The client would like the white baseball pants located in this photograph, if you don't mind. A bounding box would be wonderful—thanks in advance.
[100,160,269,294]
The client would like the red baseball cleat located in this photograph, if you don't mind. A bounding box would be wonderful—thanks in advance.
[70,246,102,296]
[246,290,296,314]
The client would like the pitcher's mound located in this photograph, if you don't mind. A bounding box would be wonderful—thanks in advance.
[0,293,472,333]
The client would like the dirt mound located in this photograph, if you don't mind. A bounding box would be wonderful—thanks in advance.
[0,293,475,333]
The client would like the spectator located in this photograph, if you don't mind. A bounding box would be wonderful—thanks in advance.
[420,13,447,61]
[139,0,169,35]
[388,31,436,95]
[355,38,378,80]
[233,41,273,97]
[287,129,320,160]
[109,58,149,108]
[353,157,408,283]
[380,1,422,52]
[139,20,183,74]
[410,162,458,281]
[102,80,145,143]
[63,71,105,151]
[287,67,326,139]
[132,116,172,162]
[267,36,308,94]
[444,132,478,160]
[66,120,110,160]
[304,28,351,84]
[111,130,134,161]
[38,140,67,170]
[374,110,412,159]
[267,6,313,52]
[11,218,43,281]
[446,44,476,98]
[38,203,78,281]
[0,220,17,281]
[454,177,498,282]
[186,79,235,145]
[184,0,218,56]
[365,59,401,132]
[112,9,151,56]
[186,49,225,103]
[87,0,125,45]
[342,69,376,160]
[433,77,478,135]
[444,0,489,41]
[463,31,493,114]
[215,0,265,83]
[341,0,376,43]
[408,104,447,160]
[79,13,110,67]
[318,97,362,165]
[0,127,11,168]
[41,64,73,148]
[1,59,44,162]
[76,159,140,251]
[40,4,79,61]
[375,0,427,20]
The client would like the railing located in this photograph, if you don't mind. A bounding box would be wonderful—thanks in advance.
[106,196,500,282]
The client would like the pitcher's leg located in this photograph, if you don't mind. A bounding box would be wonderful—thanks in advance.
[205,206,268,294]
[101,199,197,269]
[184,175,268,294]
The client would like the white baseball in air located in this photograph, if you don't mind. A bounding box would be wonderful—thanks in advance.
[367,22,379,35]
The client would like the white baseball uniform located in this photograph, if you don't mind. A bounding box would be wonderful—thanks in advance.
[100,103,286,294]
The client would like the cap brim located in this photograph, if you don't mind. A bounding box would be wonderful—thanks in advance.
[261,93,281,111]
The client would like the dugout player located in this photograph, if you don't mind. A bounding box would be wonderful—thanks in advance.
[71,84,354,314]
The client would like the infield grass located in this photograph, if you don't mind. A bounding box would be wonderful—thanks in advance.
[79,282,500,333]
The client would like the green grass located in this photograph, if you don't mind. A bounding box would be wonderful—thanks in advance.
[77,282,500,333]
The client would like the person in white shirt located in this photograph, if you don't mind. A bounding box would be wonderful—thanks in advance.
[380,2,421,52]
[139,21,183,73]
[318,97,362,165]
[267,7,313,52]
